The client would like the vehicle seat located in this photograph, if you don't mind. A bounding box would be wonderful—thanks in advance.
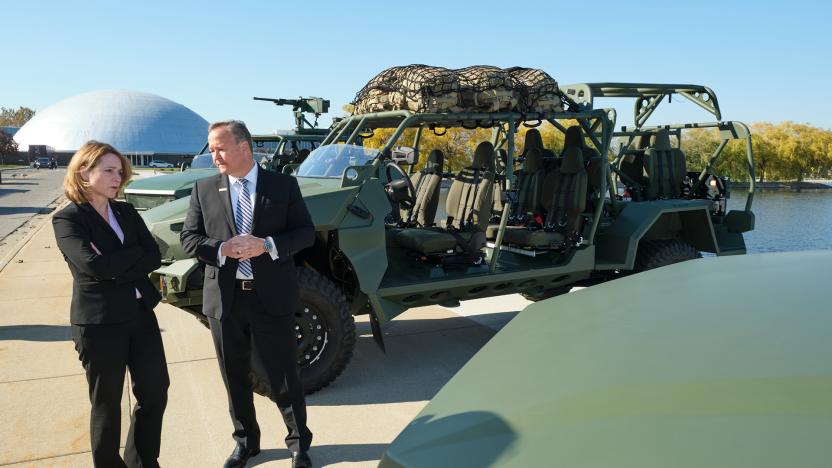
[521,128,557,173]
[486,146,546,240]
[562,126,602,200]
[643,129,686,199]
[492,148,508,221]
[400,149,444,227]
[502,145,587,248]
[396,142,495,255]
[616,134,650,200]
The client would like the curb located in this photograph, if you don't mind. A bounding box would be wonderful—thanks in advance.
[0,197,68,274]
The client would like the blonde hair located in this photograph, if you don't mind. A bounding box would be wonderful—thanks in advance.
[63,141,133,203]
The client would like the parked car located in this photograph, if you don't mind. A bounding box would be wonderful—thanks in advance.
[32,157,52,169]
[148,160,175,168]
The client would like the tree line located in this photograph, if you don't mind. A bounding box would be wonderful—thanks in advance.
[0,107,36,127]
[364,120,832,182]
[0,107,36,164]
[682,122,832,182]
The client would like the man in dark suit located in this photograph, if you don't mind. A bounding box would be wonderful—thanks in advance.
[180,120,315,468]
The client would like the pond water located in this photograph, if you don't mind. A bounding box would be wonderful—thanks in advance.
[434,188,832,254]
[728,190,832,254]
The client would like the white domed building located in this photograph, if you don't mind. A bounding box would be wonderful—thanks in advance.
[14,90,208,166]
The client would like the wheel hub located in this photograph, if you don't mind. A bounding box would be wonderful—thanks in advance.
[295,305,328,367]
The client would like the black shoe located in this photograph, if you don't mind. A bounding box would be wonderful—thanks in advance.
[223,444,260,468]
[291,451,312,468]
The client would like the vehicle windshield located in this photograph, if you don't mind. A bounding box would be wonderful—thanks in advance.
[278,139,319,156]
[296,144,379,178]
[191,153,214,169]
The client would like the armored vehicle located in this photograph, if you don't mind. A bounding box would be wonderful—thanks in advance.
[124,97,331,211]
[141,66,756,399]
[380,250,828,468]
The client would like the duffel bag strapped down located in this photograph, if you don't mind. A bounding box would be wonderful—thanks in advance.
[352,64,566,115]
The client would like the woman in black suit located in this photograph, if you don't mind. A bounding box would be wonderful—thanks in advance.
[52,141,169,467]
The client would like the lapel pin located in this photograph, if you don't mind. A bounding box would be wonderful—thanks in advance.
[218,187,228,192]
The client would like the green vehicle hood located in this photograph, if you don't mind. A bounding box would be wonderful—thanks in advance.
[140,176,361,230]
[382,251,832,468]
[140,195,192,225]
[126,169,218,195]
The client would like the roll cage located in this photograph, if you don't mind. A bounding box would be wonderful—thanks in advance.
[559,83,756,213]
[319,108,614,270]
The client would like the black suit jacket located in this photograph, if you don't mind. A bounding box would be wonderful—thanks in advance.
[53,201,162,325]
[180,167,314,320]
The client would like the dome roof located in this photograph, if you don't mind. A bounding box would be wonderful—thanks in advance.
[14,90,208,153]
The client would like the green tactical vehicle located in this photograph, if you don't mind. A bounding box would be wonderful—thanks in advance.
[140,66,755,400]
[381,250,829,468]
[124,96,331,210]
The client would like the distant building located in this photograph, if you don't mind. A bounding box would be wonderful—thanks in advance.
[13,90,208,166]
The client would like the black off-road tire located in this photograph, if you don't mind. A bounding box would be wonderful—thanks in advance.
[250,267,356,400]
[634,239,701,272]
[521,286,572,302]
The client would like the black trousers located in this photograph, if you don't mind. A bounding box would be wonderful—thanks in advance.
[208,288,312,453]
[71,303,169,468]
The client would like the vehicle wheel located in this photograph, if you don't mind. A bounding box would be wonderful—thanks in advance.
[521,286,572,302]
[250,267,356,400]
[634,239,700,272]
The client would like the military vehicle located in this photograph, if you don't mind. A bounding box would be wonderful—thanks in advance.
[124,97,331,210]
[380,250,829,468]
[141,65,756,399]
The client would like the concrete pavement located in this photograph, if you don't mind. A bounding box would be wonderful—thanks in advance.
[0,209,528,467]
[0,167,67,268]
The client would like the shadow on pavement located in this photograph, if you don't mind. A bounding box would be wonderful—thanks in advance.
[0,325,71,342]
[0,206,54,215]
[0,189,30,197]
[251,443,388,466]
[381,411,517,466]
[307,313,512,407]
[0,181,38,186]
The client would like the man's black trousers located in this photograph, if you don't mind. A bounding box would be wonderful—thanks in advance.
[208,288,312,453]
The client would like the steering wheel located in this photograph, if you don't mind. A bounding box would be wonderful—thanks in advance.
[384,162,417,210]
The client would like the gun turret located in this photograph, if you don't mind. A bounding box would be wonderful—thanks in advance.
[253,96,331,132]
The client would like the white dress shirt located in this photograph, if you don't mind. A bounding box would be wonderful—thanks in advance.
[217,162,278,279]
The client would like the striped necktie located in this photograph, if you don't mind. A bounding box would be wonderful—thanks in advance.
[235,178,253,277]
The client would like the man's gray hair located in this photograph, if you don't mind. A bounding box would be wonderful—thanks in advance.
[209,120,253,152]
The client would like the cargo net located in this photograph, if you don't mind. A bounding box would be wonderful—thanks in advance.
[352,65,567,115]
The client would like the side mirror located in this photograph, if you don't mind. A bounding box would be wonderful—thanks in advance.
[391,146,418,165]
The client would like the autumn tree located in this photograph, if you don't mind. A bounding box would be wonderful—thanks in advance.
[680,121,832,183]
[0,107,36,127]
[360,115,832,183]
[0,131,18,165]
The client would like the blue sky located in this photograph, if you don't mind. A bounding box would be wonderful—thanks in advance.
[3,0,830,133]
